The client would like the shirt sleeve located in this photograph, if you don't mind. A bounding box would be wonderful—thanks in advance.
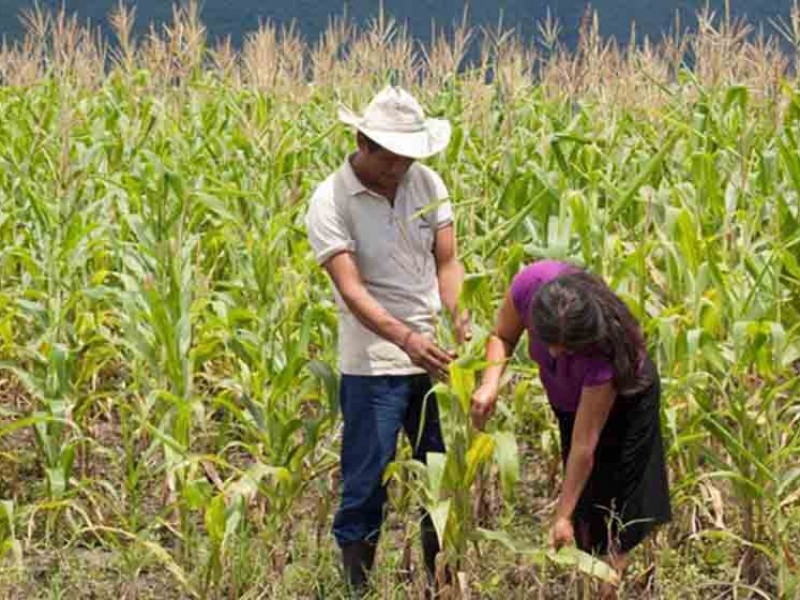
[582,357,615,388]
[304,181,356,265]
[419,165,453,228]
[509,263,543,327]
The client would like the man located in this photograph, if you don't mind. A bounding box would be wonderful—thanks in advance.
[305,86,470,593]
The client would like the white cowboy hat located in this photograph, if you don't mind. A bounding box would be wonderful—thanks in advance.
[337,86,451,159]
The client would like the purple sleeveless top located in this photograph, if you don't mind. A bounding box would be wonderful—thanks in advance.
[510,260,614,413]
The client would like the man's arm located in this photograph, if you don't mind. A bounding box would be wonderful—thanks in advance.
[324,251,453,379]
[434,224,471,343]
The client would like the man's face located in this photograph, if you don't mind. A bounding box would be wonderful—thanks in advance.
[357,138,414,191]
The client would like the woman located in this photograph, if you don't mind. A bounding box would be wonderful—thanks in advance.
[471,260,671,593]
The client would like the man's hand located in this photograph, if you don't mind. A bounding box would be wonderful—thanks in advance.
[403,332,453,381]
[470,382,499,430]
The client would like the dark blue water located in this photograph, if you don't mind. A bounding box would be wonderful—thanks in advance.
[0,1,795,48]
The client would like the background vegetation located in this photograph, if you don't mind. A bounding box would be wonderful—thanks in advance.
[0,2,799,597]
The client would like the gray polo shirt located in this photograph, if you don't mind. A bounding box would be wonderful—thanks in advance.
[305,159,453,376]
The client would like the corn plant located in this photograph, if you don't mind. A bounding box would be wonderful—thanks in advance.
[388,359,618,595]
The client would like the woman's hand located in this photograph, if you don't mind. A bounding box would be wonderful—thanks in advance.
[549,516,575,551]
[470,382,499,429]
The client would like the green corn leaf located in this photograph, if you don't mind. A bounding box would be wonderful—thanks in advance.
[429,499,451,549]
[492,430,520,500]
[464,433,494,487]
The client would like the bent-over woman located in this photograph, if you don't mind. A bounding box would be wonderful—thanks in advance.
[471,260,671,594]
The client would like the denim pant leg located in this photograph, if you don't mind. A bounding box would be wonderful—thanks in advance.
[403,375,446,461]
[403,375,446,541]
[333,375,412,546]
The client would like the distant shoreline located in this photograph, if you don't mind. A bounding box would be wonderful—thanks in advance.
[0,0,795,50]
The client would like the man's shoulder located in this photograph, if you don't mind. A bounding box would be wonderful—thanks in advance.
[309,172,337,202]
[307,171,345,214]
[409,162,443,184]
[407,163,447,202]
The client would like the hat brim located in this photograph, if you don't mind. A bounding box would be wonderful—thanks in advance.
[338,106,451,159]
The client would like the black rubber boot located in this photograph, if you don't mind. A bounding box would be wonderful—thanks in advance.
[421,515,454,598]
[342,540,377,596]
[420,514,440,587]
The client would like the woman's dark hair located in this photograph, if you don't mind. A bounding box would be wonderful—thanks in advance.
[530,270,646,392]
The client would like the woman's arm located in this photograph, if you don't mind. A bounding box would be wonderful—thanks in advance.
[470,290,524,428]
[551,382,616,548]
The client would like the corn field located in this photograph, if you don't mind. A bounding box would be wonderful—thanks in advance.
[0,2,799,598]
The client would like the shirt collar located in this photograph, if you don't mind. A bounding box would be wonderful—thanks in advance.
[340,157,369,197]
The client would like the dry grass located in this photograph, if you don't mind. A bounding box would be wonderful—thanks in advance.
[0,1,797,111]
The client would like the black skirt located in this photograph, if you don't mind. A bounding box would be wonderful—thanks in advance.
[555,361,672,555]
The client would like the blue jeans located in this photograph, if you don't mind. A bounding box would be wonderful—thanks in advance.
[333,374,445,546]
